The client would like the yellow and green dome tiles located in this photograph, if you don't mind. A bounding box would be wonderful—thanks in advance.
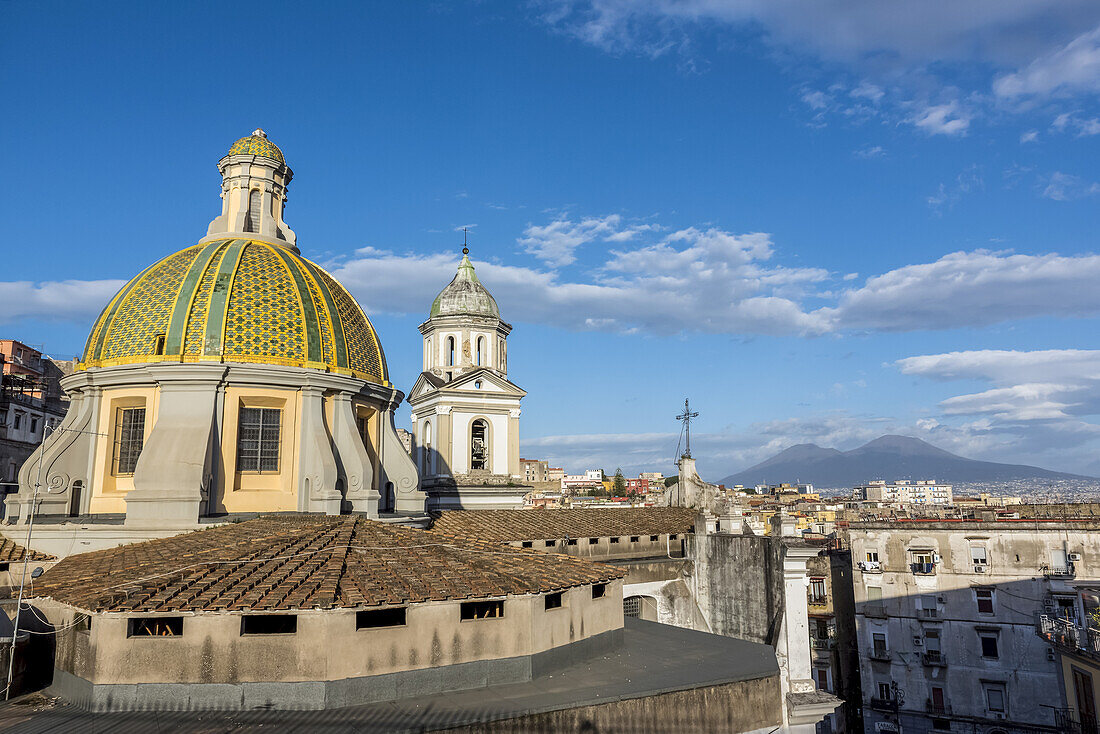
[81,240,386,383]
[227,134,285,163]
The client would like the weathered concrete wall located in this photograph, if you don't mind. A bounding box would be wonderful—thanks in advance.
[47,581,623,687]
[687,533,784,644]
[438,674,783,734]
[508,533,686,561]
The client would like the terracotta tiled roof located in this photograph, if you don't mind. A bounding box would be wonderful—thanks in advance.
[32,515,623,614]
[431,508,697,543]
[0,535,55,563]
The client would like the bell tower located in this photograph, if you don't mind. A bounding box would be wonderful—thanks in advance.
[407,246,527,510]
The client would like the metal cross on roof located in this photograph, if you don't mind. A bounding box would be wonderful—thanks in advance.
[676,398,699,459]
[462,227,469,256]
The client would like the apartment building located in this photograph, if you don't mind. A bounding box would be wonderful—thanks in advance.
[520,457,550,483]
[0,341,70,487]
[1039,581,1100,733]
[856,480,953,505]
[848,519,1099,734]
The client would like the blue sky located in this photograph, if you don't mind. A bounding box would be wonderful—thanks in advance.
[3,1,1100,478]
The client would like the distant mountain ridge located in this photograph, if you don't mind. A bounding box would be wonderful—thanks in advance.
[720,435,1096,489]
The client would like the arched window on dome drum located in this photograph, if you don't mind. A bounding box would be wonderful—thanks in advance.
[446,336,455,366]
[471,419,488,471]
[245,189,262,233]
[476,336,484,366]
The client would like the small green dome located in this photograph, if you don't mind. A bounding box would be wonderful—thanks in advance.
[227,129,285,164]
[430,252,500,319]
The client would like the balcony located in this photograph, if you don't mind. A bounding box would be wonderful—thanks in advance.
[925,701,953,716]
[811,637,835,651]
[1040,614,1100,658]
[1054,708,1100,734]
[864,603,887,619]
[921,650,946,667]
[869,696,898,712]
[1044,563,1076,579]
[869,648,890,662]
[808,593,828,606]
[910,562,936,575]
[857,561,882,573]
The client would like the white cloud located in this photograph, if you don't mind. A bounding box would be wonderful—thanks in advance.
[854,145,885,158]
[894,349,1100,473]
[909,101,971,136]
[1020,130,1039,143]
[1041,171,1100,200]
[0,280,126,325]
[517,214,653,266]
[1051,112,1100,136]
[831,250,1100,330]
[926,165,983,212]
[994,24,1100,98]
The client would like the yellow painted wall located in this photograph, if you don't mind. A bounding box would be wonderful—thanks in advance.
[89,387,160,514]
[218,387,301,513]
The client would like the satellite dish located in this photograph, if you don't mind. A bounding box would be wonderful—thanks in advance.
[30,567,43,579]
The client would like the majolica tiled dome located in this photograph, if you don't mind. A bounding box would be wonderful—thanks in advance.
[81,239,387,382]
[429,253,500,319]
[227,130,285,164]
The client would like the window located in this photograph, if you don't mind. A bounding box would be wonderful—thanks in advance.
[589,537,598,544]
[873,632,888,657]
[629,536,639,543]
[29,417,37,433]
[983,682,1007,714]
[866,550,879,563]
[128,617,183,637]
[461,600,504,620]
[919,595,938,618]
[911,549,935,573]
[609,536,620,544]
[567,539,577,546]
[976,588,995,614]
[544,592,563,610]
[979,632,999,659]
[113,407,146,475]
[357,607,406,629]
[246,189,262,232]
[241,615,297,635]
[446,336,455,366]
[649,535,658,541]
[623,596,641,617]
[421,420,432,474]
[13,413,21,430]
[75,616,91,633]
[153,334,166,355]
[866,585,882,601]
[971,546,988,568]
[925,628,941,652]
[877,682,892,699]
[237,407,281,472]
[809,578,827,603]
[592,583,606,599]
[815,667,830,692]
[814,618,829,639]
[521,541,533,548]
[670,534,678,540]
[930,685,946,713]
[476,336,484,366]
[545,540,556,547]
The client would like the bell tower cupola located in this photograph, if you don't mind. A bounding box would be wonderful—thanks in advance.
[204,129,297,250]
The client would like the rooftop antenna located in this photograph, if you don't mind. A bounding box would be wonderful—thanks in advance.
[676,398,698,459]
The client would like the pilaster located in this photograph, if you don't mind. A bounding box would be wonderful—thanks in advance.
[297,386,341,515]
[331,392,378,515]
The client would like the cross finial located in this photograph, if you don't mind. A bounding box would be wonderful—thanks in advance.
[462,227,469,256]
[676,398,700,459]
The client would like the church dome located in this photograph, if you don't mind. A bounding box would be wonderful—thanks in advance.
[81,238,387,383]
[227,129,285,163]
[429,252,500,319]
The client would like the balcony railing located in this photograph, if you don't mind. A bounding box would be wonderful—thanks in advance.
[811,637,835,650]
[925,701,953,715]
[1043,563,1077,579]
[1055,708,1100,734]
[864,603,887,618]
[869,648,890,661]
[869,696,898,712]
[910,562,936,575]
[1040,614,1100,656]
[808,594,828,606]
[857,561,882,573]
[921,650,946,667]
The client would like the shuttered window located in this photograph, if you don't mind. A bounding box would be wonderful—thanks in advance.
[237,407,281,472]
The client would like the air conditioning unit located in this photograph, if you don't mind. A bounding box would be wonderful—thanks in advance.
[1044,598,1055,609]
[913,636,924,646]
[973,564,987,573]
[1069,553,1082,562]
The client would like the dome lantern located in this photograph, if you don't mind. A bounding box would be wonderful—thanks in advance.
[206,129,297,250]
